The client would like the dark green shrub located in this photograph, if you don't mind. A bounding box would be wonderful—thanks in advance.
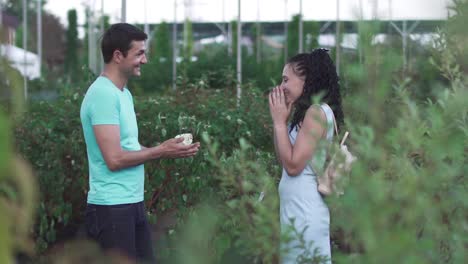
[14,86,272,254]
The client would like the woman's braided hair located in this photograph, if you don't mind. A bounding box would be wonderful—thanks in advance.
[288,48,344,133]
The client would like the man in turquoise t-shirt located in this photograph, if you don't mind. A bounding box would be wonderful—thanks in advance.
[80,23,200,263]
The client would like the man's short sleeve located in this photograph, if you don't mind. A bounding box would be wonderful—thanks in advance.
[89,88,120,125]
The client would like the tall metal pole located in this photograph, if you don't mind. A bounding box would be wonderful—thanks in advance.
[256,0,261,63]
[91,16,96,73]
[88,8,91,71]
[100,0,104,72]
[0,1,3,33]
[228,21,232,56]
[87,6,97,74]
[23,0,28,100]
[222,0,225,30]
[227,0,232,57]
[388,0,393,20]
[121,0,126,23]
[222,0,227,50]
[144,0,149,36]
[390,20,418,71]
[335,0,340,76]
[183,0,190,60]
[359,0,364,18]
[37,0,42,78]
[236,0,242,107]
[372,0,378,18]
[284,0,288,63]
[143,0,150,55]
[402,20,407,69]
[172,0,177,91]
[358,0,363,64]
[298,0,303,53]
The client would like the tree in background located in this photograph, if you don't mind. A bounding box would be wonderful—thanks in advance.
[151,21,171,61]
[304,21,319,52]
[39,13,66,69]
[445,0,468,73]
[230,20,238,59]
[130,22,173,93]
[183,18,193,62]
[287,14,321,58]
[65,9,78,82]
[286,14,300,58]
[251,21,262,63]
[179,18,194,88]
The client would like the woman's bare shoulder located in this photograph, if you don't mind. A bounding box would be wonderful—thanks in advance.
[305,105,327,125]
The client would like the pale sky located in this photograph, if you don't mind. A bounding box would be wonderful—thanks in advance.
[44,0,452,28]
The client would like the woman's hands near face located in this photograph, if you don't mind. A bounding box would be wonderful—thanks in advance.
[269,86,292,126]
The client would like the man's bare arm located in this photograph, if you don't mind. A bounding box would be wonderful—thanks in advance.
[94,125,200,171]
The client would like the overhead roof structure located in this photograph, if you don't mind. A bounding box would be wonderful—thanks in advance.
[150,20,445,40]
[46,0,453,26]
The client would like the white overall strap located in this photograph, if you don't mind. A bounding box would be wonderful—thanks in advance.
[322,103,350,146]
[320,103,338,139]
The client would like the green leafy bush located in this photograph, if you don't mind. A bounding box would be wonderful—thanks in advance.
[14,85,273,254]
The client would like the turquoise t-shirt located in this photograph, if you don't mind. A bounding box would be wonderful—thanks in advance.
[80,76,144,205]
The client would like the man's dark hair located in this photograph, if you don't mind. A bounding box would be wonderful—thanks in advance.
[101,23,148,64]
